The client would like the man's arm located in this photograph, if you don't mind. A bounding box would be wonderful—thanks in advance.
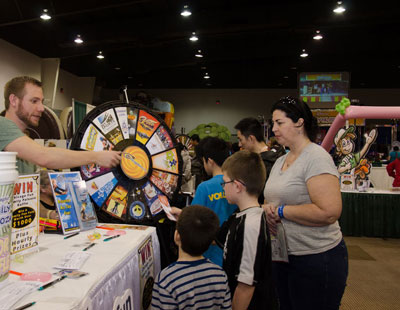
[232,282,255,310]
[5,136,120,169]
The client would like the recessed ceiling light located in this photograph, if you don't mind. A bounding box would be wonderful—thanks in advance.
[313,30,323,40]
[128,76,133,79]
[195,50,203,58]
[115,67,121,70]
[181,5,192,17]
[204,73,210,79]
[97,51,104,59]
[333,1,346,14]
[283,76,289,79]
[290,66,297,70]
[300,49,308,58]
[40,9,51,20]
[74,34,83,44]
[190,32,198,42]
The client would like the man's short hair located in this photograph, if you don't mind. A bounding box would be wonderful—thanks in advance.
[195,137,230,167]
[4,76,42,110]
[190,134,200,143]
[177,205,219,256]
[234,117,264,142]
[222,150,266,197]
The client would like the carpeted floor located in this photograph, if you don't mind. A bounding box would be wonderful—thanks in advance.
[341,237,400,310]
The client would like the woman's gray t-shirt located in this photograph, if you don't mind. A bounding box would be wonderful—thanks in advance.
[264,143,342,255]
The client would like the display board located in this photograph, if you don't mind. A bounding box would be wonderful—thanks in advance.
[70,101,182,224]
[299,72,349,105]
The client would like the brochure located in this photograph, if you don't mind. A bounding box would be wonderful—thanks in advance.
[271,222,289,263]
[11,174,40,257]
[48,172,81,235]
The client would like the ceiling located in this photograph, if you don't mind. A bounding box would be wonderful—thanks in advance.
[0,0,400,89]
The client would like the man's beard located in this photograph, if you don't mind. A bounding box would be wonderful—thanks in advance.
[16,105,40,127]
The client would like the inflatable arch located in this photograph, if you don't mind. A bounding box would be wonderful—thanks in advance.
[321,105,400,152]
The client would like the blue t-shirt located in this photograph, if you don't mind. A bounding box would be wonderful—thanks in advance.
[389,151,400,163]
[191,174,238,266]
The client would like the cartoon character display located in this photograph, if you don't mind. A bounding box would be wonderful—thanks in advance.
[334,126,377,177]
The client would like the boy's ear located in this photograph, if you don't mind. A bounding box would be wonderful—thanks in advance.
[174,230,181,245]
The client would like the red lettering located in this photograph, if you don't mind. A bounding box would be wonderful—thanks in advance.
[14,183,22,195]
[27,182,33,193]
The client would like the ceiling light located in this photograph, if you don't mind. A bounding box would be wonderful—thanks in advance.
[204,73,210,79]
[74,34,83,44]
[333,1,346,14]
[115,67,121,70]
[181,5,192,17]
[97,51,104,59]
[40,9,51,20]
[313,30,323,40]
[195,50,203,58]
[190,32,198,42]
[300,49,308,58]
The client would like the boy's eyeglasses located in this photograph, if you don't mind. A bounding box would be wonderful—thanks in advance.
[221,179,246,188]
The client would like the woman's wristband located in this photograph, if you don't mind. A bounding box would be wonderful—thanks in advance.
[277,204,285,219]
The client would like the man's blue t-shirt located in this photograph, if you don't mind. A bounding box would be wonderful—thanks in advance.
[191,174,238,266]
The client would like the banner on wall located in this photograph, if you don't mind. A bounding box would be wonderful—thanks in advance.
[11,174,40,257]
[312,109,365,126]
[138,236,155,310]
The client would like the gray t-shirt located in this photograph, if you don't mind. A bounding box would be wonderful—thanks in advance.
[0,116,36,175]
[264,143,342,255]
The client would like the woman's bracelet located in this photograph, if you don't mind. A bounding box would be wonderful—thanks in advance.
[277,204,285,219]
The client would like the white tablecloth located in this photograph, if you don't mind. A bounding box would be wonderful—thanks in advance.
[9,225,160,310]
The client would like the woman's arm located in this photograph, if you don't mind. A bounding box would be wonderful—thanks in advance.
[275,174,342,226]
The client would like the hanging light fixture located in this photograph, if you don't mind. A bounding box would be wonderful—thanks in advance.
[181,5,192,17]
[40,9,51,20]
[190,32,198,42]
[74,34,83,44]
[97,51,105,59]
[333,1,346,14]
[300,49,308,58]
[195,50,203,58]
[313,30,323,40]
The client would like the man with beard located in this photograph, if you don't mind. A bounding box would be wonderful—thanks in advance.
[0,76,121,174]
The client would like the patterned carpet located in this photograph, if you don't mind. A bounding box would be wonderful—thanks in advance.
[341,237,400,310]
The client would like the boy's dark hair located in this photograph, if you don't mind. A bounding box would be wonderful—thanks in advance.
[195,137,230,167]
[177,205,219,256]
[271,96,319,142]
[222,150,266,197]
[190,134,200,143]
[234,117,264,142]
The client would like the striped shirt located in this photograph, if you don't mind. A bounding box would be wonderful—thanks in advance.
[151,258,231,310]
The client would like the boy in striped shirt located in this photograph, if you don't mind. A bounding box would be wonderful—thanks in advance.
[151,205,232,310]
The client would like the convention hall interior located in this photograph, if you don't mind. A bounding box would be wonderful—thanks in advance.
[0,1,399,309]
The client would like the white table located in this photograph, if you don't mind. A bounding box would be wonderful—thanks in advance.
[9,224,160,310]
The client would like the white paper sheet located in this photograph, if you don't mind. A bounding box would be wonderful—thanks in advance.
[53,251,91,270]
[0,281,41,310]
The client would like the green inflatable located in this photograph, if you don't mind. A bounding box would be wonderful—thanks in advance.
[188,123,231,142]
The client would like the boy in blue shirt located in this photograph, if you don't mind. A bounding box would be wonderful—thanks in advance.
[191,137,238,266]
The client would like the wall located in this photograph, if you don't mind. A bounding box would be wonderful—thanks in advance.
[101,87,400,136]
[0,39,41,111]
[52,69,96,111]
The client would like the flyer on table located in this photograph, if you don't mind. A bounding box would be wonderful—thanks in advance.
[11,174,40,257]
[48,172,81,235]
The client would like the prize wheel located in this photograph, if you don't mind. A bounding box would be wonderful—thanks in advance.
[176,134,195,158]
[70,100,182,225]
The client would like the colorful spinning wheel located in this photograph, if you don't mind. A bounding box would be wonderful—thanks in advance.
[176,134,195,158]
[70,101,182,224]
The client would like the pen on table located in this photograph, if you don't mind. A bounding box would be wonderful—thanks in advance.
[64,232,79,239]
[103,234,121,242]
[38,275,67,291]
[96,225,115,230]
[9,270,23,276]
[82,243,96,251]
[13,301,36,310]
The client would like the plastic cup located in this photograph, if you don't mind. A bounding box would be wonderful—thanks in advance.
[0,152,18,284]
